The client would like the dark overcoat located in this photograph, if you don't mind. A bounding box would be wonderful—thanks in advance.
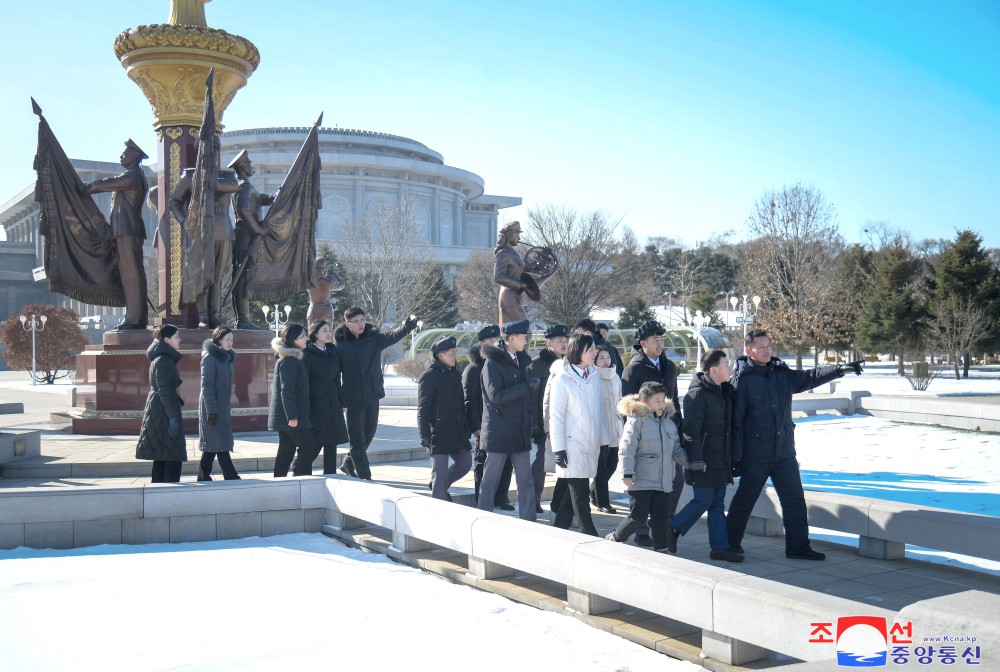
[730,356,842,462]
[418,361,472,455]
[525,347,559,441]
[198,339,235,453]
[303,342,349,444]
[621,346,682,432]
[681,372,734,488]
[136,340,187,462]
[479,343,532,454]
[333,321,415,408]
[268,339,312,432]
[462,344,486,433]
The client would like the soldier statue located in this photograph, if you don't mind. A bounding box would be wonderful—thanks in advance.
[81,139,150,330]
[169,136,239,328]
[228,150,275,330]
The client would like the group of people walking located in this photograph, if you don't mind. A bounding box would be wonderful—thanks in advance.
[418,319,858,563]
[138,311,858,564]
[135,309,417,483]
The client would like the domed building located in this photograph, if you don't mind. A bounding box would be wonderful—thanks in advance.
[220,126,520,277]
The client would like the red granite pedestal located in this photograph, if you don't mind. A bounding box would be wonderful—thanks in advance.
[71,328,275,435]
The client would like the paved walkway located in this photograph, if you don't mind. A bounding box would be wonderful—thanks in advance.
[3,373,999,621]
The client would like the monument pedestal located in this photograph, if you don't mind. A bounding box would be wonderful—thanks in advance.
[72,328,275,435]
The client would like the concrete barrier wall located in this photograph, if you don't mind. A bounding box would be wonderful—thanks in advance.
[857,395,1000,431]
[0,479,325,551]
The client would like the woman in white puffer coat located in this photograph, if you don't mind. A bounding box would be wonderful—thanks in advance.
[543,333,604,535]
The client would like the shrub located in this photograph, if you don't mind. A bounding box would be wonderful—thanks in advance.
[394,355,431,382]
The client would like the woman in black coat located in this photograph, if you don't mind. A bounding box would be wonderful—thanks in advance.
[268,323,316,477]
[197,326,240,481]
[418,337,472,501]
[136,324,186,483]
[301,320,349,474]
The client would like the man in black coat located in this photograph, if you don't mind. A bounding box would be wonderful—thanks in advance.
[620,320,683,546]
[477,319,539,521]
[665,349,743,563]
[419,336,472,501]
[333,307,418,480]
[463,325,514,506]
[727,329,860,561]
[526,324,568,512]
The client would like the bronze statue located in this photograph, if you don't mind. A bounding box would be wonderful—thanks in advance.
[228,149,274,330]
[306,257,346,325]
[81,139,150,330]
[493,221,557,324]
[169,135,239,329]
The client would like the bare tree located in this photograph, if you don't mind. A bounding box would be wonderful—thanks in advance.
[333,199,429,327]
[742,184,844,368]
[524,205,636,326]
[455,250,500,325]
[928,299,994,380]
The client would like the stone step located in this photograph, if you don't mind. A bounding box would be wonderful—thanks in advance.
[0,445,426,480]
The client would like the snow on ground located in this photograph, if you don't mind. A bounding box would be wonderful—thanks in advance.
[0,533,700,672]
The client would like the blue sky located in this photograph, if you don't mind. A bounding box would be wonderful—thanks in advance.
[2,0,997,248]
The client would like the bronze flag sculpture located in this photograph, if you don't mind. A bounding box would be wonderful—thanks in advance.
[243,114,323,303]
[31,99,126,309]
[168,69,239,328]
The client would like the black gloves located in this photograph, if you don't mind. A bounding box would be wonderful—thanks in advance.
[731,461,742,478]
[532,431,546,445]
[421,439,430,454]
[527,377,541,391]
[404,314,419,330]
[837,360,865,376]
[207,413,218,426]
[167,417,181,438]
[554,451,569,468]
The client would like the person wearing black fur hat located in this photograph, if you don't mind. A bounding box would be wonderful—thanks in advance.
[418,336,472,501]
[463,324,514,504]
[526,323,568,513]
[477,319,539,520]
[620,320,683,546]
[269,323,316,477]
[137,325,186,483]
[197,326,240,480]
[334,307,419,480]
[297,320,349,475]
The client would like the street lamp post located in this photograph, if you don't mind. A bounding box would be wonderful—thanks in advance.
[409,320,425,357]
[692,309,708,367]
[729,294,762,342]
[663,291,676,326]
[19,314,48,386]
[261,304,292,337]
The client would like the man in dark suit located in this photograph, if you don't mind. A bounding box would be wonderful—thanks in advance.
[82,139,149,330]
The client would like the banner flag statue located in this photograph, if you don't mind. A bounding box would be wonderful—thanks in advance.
[245,113,323,301]
[31,98,125,306]
[181,68,219,305]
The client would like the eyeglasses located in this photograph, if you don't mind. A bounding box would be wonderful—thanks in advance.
[347,317,366,325]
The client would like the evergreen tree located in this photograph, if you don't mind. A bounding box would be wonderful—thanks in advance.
[932,230,1000,373]
[406,264,459,328]
[855,243,927,373]
[618,296,656,329]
